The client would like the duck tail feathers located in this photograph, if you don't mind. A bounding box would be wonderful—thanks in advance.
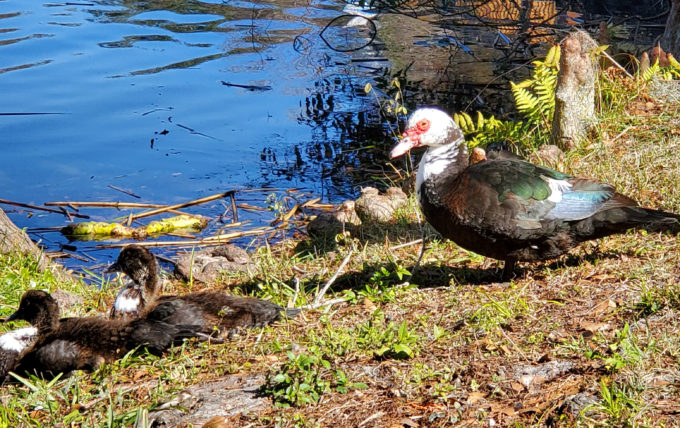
[284,308,301,318]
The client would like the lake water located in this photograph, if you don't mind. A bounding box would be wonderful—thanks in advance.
[0,0,387,272]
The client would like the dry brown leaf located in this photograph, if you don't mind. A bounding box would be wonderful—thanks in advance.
[491,402,517,416]
[467,391,486,405]
[578,320,609,332]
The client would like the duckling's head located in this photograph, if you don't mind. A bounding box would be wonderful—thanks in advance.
[4,290,60,332]
[106,245,160,290]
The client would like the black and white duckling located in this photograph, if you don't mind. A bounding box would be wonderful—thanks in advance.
[106,245,300,338]
[4,290,202,379]
[0,326,38,381]
[105,244,160,320]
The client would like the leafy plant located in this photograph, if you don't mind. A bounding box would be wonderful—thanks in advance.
[356,310,421,359]
[584,323,646,372]
[640,54,680,81]
[510,44,560,128]
[358,263,413,303]
[261,348,365,407]
[453,44,561,152]
[365,77,408,139]
[584,378,640,423]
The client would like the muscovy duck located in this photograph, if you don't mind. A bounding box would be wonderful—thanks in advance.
[106,245,300,338]
[390,107,680,280]
[4,290,201,379]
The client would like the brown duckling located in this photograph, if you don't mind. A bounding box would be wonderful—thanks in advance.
[106,245,300,339]
[4,290,202,379]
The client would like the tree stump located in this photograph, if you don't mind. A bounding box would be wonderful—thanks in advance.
[551,31,598,151]
[0,208,72,280]
[662,0,680,58]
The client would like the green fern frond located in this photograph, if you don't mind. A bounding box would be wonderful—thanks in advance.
[641,61,660,82]
[510,45,559,127]
[511,84,540,116]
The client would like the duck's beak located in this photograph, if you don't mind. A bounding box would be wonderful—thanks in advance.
[390,136,418,159]
[104,260,121,274]
[390,127,422,159]
[3,310,20,322]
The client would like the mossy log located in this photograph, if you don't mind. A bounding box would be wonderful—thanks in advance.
[62,215,208,240]
[551,31,597,151]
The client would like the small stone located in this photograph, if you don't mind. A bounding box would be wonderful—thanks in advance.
[51,289,84,312]
[532,144,565,167]
[306,200,361,237]
[563,392,598,417]
[470,147,487,164]
[174,244,253,283]
[354,186,408,223]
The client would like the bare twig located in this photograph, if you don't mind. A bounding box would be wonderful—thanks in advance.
[300,297,348,310]
[601,50,634,79]
[389,238,423,251]
[358,411,386,427]
[230,192,238,223]
[0,198,89,219]
[108,185,141,199]
[291,277,301,309]
[313,251,353,305]
[96,227,273,249]
[45,201,168,208]
[408,229,427,279]
[129,191,235,221]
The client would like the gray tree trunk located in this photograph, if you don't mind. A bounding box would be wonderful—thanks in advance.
[551,31,598,151]
[662,0,680,58]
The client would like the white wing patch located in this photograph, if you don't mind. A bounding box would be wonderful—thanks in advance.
[546,178,572,203]
[0,327,38,352]
[113,292,141,314]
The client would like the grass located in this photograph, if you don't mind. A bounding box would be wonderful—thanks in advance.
[2,72,680,427]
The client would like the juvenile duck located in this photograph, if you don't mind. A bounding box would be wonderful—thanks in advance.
[106,245,300,338]
[0,326,38,381]
[4,290,201,379]
[391,107,680,280]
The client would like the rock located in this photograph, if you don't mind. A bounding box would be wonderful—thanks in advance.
[470,147,487,164]
[51,289,84,312]
[513,360,574,390]
[531,144,565,168]
[148,375,269,427]
[562,392,598,417]
[306,200,361,237]
[354,187,408,223]
[174,244,253,283]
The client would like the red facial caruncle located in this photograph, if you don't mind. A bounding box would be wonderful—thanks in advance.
[402,119,430,143]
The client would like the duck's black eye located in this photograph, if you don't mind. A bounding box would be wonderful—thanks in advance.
[417,119,430,132]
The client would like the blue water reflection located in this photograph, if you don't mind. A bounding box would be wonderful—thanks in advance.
[0,0,382,270]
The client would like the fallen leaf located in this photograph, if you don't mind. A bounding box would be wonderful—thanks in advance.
[467,391,485,405]
[491,403,516,416]
[579,320,609,333]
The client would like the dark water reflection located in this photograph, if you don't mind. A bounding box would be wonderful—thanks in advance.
[0,0,389,271]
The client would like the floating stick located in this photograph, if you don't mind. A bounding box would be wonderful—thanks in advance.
[0,198,89,219]
[128,191,235,221]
